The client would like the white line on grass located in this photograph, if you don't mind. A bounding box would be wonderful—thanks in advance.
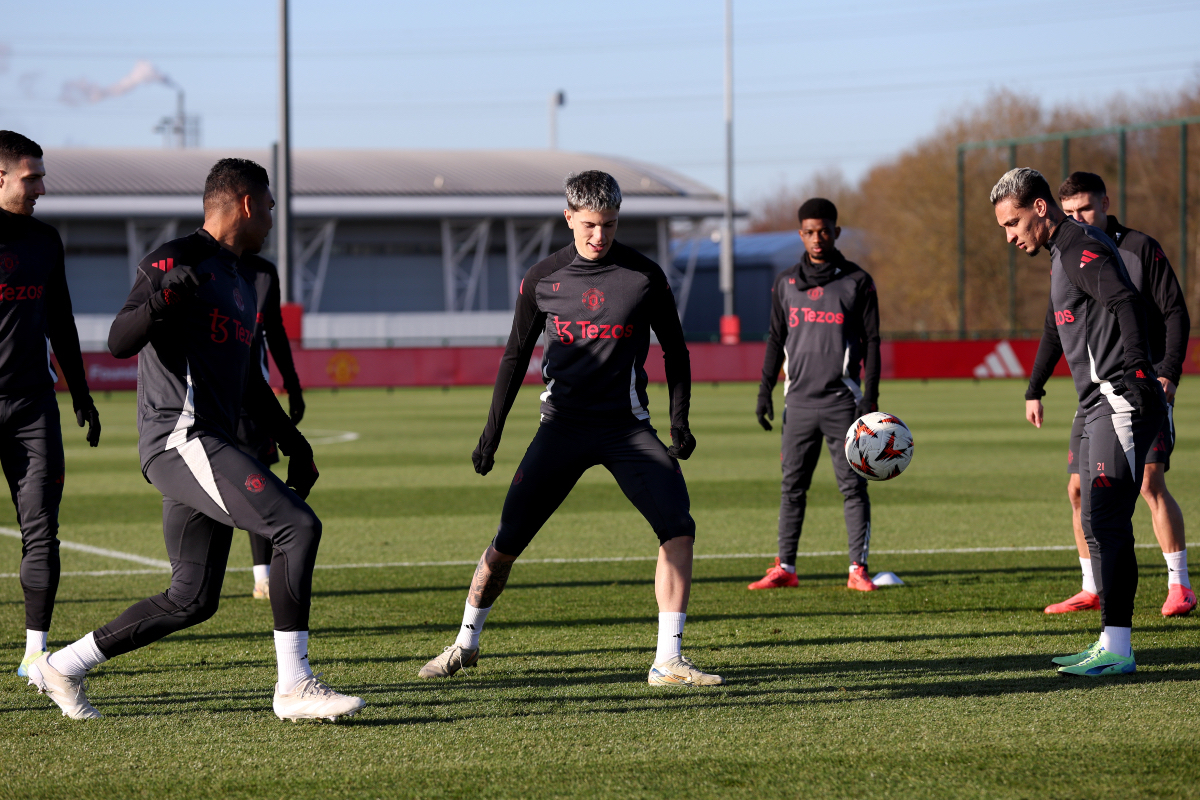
[0,540,1163,579]
[0,527,170,569]
[305,430,360,445]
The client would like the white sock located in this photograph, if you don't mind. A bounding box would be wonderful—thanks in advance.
[252,564,270,583]
[1099,626,1132,658]
[780,563,796,574]
[274,630,314,693]
[656,612,686,663]
[1164,550,1190,589]
[455,602,491,649]
[25,629,48,657]
[1080,557,1098,595]
[47,632,107,677]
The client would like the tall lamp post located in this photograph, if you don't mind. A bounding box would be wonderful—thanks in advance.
[548,91,566,150]
[718,0,739,344]
[278,0,293,308]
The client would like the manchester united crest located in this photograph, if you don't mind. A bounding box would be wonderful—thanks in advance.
[0,253,17,275]
[245,473,266,493]
[807,286,824,300]
[233,288,245,311]
[581,288,605,311]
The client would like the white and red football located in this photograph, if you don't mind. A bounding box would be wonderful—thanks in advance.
[844,412,914,481]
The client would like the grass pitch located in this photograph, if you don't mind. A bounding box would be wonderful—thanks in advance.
[1,378,1197,799]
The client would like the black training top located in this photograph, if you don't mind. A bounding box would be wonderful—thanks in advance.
[109,229,294,472]
[759,250,880,408]
[0,209,91,408]
[1104,217,1189,385]
[1025,218,1154,419]
[477,241,691,457]
[241,254,301,394]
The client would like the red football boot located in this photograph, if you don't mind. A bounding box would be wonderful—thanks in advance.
[1162,584,1197,617]
[1043,590,1100,614]
[847,562,876,592]
[748,557,799,590]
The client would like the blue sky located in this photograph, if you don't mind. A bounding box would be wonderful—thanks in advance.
[3,0,1198,202]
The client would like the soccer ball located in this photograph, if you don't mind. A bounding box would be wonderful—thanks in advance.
[844,412,914,481]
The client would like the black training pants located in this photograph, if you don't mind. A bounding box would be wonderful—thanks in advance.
[778,398,871,566]
[492,417,695,557]
[236,411,278,568]
[93,433,321,658]
[0,391,65,631]
[1079,408,1163,629]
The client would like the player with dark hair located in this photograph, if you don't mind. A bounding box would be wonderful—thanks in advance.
[1030,171,1193,617]
[237,253,304,600]
[995,167,1165,676]
[27,158,362,721]
[749,197,881,592]
[417,170,723,687]
[0,131,100,678]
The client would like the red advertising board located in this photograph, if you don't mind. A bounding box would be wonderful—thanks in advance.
[59,338,1200,393]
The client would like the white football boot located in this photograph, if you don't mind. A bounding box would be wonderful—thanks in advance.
[273,674,365,722]
[647,655,725,686]
[27,653,102,719]
[418,644,479,678]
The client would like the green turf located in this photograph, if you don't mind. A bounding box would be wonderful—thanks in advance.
[1,379,1197,799]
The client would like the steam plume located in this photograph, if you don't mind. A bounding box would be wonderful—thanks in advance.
[60,60,174,106]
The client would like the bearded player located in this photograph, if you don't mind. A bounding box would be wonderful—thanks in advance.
[996,167,1165,676]
[0,131,101,678]
[1030,171,1193,618]
[417,171,722,687]
[27,159,362,720]
[750,198,881,592]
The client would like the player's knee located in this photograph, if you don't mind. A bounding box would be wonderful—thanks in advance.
[655,513,696,546]
[492,526,531,559]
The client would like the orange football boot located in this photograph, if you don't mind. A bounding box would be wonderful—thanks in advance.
[1043,590,1100,614]
[748,557,799,590]
[847,562,876,592]
[1162,584,1197,617]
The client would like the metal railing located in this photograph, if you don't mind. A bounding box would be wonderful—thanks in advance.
[956,115,1200,337]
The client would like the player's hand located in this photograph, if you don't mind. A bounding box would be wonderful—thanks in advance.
[159,265,212,308]
[755,392,774,431]
[472,441,495,476]
[282,436,318,499]
[1112,366,1164,417]
[75,400,101,447]
[288,388,305,424]
[1025,398,1043,429]
[1158,376,1177,404]
[668,426,697,460]
[855,398,878,418]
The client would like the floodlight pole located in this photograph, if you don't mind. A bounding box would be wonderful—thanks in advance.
[718,0,739,343]
[277,0,293,305]
[548,91,565,150]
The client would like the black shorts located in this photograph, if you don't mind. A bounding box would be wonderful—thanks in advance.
[1069,405,1173,474]
[492,416,695,558]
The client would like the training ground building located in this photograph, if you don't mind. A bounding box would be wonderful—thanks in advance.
[32,148,784,349]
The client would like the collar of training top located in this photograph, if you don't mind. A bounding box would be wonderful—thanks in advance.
[799,249,846,284]
[569,243,619,268]
[1105,216,1128,242]
[194,227,243,273]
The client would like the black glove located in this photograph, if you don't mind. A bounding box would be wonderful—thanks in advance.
[667,426,697,460]
[472,440,496,476]
[756,392,774,431]
[157,265,212,309]
[855,397,878,418]
[75,400,101,447]
[288,388,305,425]
[282,436,318,500]
[1111,366,1164,417]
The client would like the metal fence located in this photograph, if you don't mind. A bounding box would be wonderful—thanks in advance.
[956,114,1200,338]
